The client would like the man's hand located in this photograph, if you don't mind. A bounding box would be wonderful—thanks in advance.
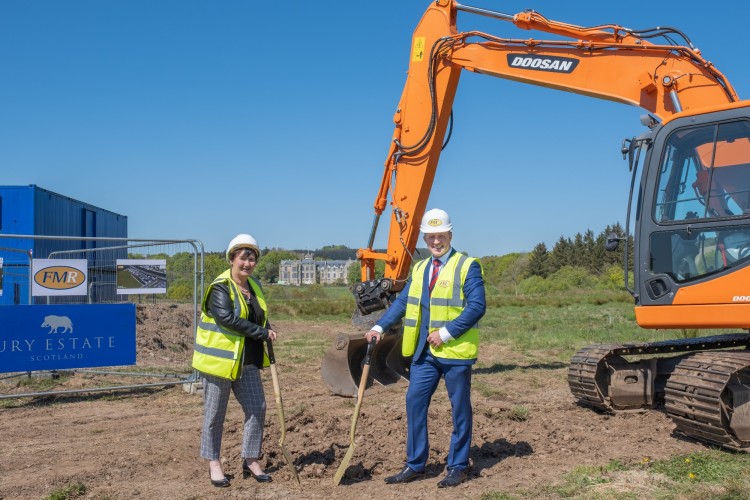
[365,330,381,343]
[427,330,444,347]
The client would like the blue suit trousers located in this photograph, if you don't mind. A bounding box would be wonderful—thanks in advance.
[405,351,472,472]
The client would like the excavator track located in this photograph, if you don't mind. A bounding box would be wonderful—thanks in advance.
[665,351,750,451]
[568,333,750,450]
[568,345,617,411]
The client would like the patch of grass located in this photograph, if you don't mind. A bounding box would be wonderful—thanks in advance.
[266,285,354,321]
[0,398,18,409]
[480,493,517,500]
[507,405,530,422]
[505,451,750,499]
[14,373,71,392]
[285,403,307,420]
[553,460,629,497]
[43,482,86,500]
[479,288,739,363]
[473,380,505,398]
[279,336,330,364]
[681,328,700,338]
[646,450,750,484]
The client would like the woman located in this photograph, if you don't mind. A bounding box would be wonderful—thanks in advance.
[192,233,277,487]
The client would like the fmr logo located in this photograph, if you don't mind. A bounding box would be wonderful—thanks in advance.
[428,219,443,227]
[507,54,580,73]
[34,266,84,290]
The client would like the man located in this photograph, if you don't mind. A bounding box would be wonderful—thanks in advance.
[365,208,486,488]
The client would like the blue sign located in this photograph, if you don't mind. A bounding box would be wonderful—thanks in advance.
[0,304,136,373]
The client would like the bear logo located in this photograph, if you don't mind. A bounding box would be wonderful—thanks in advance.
[41,315,74,334]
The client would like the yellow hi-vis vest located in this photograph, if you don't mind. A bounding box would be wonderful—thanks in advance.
[192,269,269,380]
[402,252,480,360]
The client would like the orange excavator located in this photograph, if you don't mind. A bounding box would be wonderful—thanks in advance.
[320,0,750,450]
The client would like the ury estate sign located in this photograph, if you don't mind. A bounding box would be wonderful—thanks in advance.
[0,304,136,372]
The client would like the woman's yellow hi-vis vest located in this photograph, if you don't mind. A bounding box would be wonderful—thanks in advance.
[402,252,480,360]
[192,269,269,380]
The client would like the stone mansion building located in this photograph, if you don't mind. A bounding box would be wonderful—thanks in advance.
[278,253,354,286]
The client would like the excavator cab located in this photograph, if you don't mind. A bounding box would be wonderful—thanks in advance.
[635,111,750,313]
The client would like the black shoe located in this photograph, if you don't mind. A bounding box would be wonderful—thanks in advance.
[209,467,230,488]
[242,461,272,482]
[384,466,424,484]
[437,468,467,488]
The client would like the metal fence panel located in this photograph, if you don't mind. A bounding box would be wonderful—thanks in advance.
[0,234,204,399]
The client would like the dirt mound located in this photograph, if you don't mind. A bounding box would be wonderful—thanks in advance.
[135,303,194,365]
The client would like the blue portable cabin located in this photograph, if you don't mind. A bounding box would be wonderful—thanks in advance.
[0,185,128,305]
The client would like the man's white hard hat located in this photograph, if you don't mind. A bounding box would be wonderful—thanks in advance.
[226,234,261,262]
[419,208,453,233]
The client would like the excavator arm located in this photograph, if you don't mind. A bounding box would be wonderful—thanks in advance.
[353,0,738,314]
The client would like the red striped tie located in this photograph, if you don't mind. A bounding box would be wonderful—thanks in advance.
[429,259,441,294]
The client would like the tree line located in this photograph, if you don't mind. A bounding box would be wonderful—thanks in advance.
[152,245,361,299]
[146,224,633,299]
[479,223,634,294]
[524,223,632,279]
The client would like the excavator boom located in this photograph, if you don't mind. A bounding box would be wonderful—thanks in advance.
[352,1,739,315]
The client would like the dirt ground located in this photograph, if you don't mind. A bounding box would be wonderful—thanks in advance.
[0,303,708,499]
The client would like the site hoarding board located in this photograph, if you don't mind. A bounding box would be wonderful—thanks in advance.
[0,303,136,373]
[116,259,167,295]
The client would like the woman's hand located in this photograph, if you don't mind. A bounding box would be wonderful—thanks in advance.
[267,329,278,342]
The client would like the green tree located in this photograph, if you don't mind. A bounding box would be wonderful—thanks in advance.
[526,242,551,278]
[317,245,357,260]
[167,280,193,300]
[501,253,530,295]
[518,274,549,294]
[571,232,586,268]
[203,252,228,282]
[347,259,386,285]
[550,236,574,272]
[479,253,523,287]
[546,265,596,291]
[595,223,634,270]
[255,250,299,284]
[584,228,603,273]
[165,252,199,298]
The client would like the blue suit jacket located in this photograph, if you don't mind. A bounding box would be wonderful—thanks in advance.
[376,249,486,363]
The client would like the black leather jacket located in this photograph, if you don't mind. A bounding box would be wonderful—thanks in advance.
[206,282,268,368]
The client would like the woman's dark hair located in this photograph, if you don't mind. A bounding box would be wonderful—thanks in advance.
[230,247,258,261]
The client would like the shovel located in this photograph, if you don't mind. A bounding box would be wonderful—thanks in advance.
[267,338,301,484]
[333,337,376,486]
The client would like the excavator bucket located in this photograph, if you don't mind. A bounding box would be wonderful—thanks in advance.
[321,332,411,397]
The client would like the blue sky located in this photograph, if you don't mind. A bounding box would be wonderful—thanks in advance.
[2,1,749,257]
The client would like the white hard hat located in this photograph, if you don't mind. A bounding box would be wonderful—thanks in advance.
[226,234,261,262]
[419,208,453,233]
